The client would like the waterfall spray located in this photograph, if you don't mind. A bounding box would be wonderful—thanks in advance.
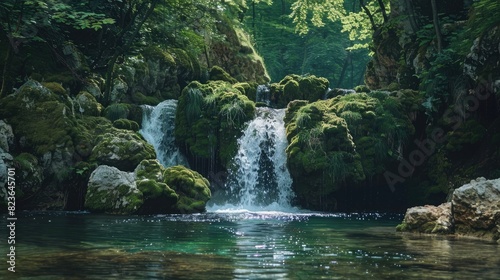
[140,100,189,168]
[215,107,295,210]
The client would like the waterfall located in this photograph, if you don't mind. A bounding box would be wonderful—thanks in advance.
[211,107,295,211]
[256,84,270,105]
[140,100,189,168]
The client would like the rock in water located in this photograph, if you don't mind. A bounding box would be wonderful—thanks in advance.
[85,165,143,214]
[398,177,500,242]
[397,203,453,234]
[452,177,500,240]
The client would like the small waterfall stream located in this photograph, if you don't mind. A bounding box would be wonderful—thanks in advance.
[211,107,295,211]
[140,100,188,168]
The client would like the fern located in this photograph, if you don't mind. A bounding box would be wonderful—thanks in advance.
[220,100,246,128]
[185,88,204,124]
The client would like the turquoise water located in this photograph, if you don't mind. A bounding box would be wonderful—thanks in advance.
[1,211,499,279]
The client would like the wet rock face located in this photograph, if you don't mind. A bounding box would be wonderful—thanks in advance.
[452,177,500,238]
[397,203,453,234]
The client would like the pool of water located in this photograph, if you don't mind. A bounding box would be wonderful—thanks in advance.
[1,211,499,279]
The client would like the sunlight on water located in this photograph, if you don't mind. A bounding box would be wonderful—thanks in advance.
[1,212,499,279]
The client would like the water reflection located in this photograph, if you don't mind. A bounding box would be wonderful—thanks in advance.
[0,212,498,279]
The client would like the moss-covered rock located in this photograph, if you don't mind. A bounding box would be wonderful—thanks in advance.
[285,100,364,209]
[42,82,68,97]
[163,165,211,213]
[90,128,156,171]
[134,160,179,214]
[113,118,139,132]
[103,103,130,122]
[75,91,103,116]
[175,81,255,171]
[284,91,415,210]
[85,165,143,214]
[208,18,270,84]
[270,74,329,108]
[113,46,202,103]
[13,153,44,199]
[209,66,238,83]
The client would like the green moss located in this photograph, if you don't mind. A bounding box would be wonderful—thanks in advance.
[113,119,139,132]
[103,103,130,122]
[0,82,76,156]
[395,223,408,232]
[445,120,486,152]
[163,165,211,213]
[175,81,255,168]
[270,74,329,108]
[354,85,370,93]
[284,91,415,210]
[209,66,238,83]
[76,91,103,116]
[90,129,156,171]
[131,91,161,106]
[85,187,143,214]
[42,82,67,96]
[135,159,164,181]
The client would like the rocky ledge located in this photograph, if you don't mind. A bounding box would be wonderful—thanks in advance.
[397,177,500,243]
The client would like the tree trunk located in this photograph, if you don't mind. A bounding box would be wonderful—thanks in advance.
[102,0,159,106]
[0,44,13,98]
[359,0,377,30]
[336,52,350,88]
[377,0,388,23]
[431,0,443,53]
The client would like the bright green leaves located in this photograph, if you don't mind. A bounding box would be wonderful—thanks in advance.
[290,0,345,35]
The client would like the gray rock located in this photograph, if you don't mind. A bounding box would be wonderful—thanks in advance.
[90,129,156,171]
[0,120,14,152]
[452,177,500,237]
[0,150,14,201]
[398,202,453,234]
[85,165,143,214]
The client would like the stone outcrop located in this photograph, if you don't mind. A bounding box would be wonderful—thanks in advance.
[396,203,453,234]
[85,165,143,214]
[398,177,500,242]
[90,129,156,172]
[84,161,211,215]
[452,177,500,240]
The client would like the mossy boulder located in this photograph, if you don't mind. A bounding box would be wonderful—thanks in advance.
[270,74,329,108]
[175,81,255,170]
[103,103,130,122]
[0,80,77,179]
[134,160,179,214]
[209,66,238,83]
[164,165,211,213]
[13,153,44,199]
[75,91,103,116]
[284,91,415,210]
[85,165,143,214]
[208,18,270,84]
[113,119,139,132]
[113,46,201,102]
[42,82,68,97]
[90,128,156,171]
[285,100,364,209]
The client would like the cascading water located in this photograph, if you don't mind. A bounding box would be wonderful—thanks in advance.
[210,107,295,211]
[140,100,189,168]
[256,84,270,105]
